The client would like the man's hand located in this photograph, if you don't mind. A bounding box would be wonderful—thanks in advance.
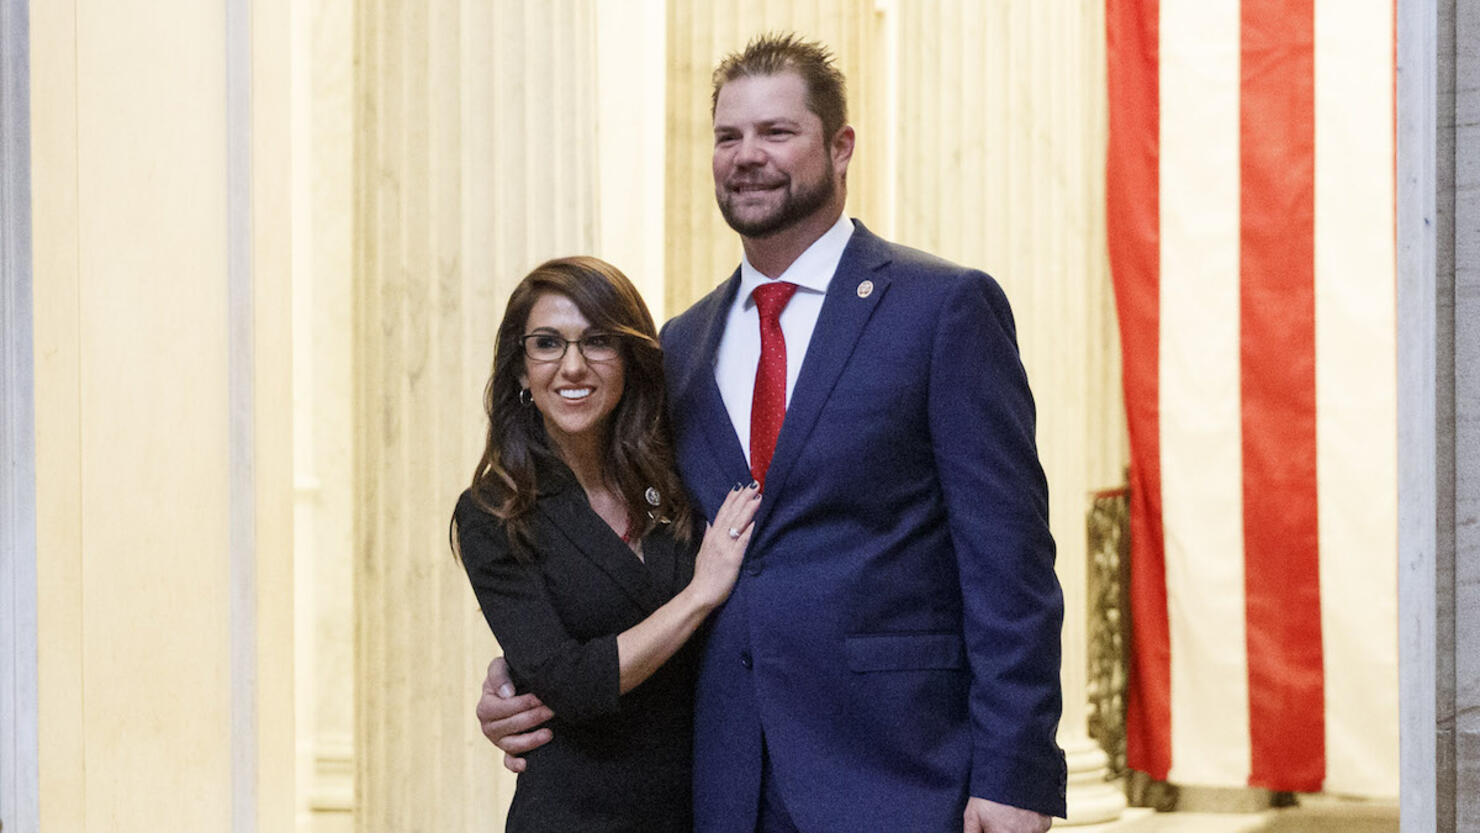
[963,797,1051,833]
[476,657,554,773]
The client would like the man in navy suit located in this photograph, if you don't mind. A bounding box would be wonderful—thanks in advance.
[479,33,1065,833]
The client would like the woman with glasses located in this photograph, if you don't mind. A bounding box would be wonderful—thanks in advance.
[452,256,759,832]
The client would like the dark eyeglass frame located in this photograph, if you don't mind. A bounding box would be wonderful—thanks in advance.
[519,332,623,363]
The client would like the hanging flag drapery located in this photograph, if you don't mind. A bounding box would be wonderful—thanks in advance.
[1106,0,1399,796]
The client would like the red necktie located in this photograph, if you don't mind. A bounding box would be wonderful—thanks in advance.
[749,281,799,490]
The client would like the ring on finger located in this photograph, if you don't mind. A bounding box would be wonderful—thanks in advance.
[727,527,741,540]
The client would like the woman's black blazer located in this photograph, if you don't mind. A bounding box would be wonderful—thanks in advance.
[454,467,700,833]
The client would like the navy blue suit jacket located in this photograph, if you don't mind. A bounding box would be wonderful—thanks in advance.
[660,221,1067,831]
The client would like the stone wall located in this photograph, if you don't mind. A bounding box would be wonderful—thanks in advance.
[1442,0,1479,826]
[1430,0,1477,829]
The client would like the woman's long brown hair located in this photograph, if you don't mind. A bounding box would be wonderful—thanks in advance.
[457,256,692,560]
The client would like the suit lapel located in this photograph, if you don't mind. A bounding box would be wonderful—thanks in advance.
[754,223,893,529]
[678,272,752,496]
[533,467,667,613]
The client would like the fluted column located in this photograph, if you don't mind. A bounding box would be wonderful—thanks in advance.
[893,1,1126,824]
[352,1,601,831]
[291,0,357,831]
[595,0,669,315]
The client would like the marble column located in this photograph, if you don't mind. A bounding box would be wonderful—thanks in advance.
[1449,0,1480,818]
[0,1,37,830]
[1431,0,1480,829]
[290,1,357,831]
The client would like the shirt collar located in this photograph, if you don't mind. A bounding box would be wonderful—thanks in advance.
[738,214,856,303]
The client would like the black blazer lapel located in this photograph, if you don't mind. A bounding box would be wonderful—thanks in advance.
[754,222,893,526]
[533,476,668,614]
[637,524,687,595]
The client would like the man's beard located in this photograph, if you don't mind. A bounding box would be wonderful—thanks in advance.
[716,165,836,238]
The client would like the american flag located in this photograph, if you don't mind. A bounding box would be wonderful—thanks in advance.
[1107,0,1399,795]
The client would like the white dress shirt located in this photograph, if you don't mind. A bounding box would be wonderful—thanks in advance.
[714,214,856,466]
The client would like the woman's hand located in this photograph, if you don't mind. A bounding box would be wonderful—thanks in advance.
[614,483,761,693]
[687,483,762,610]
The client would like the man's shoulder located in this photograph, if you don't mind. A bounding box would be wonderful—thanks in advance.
[844,231,1019,337]
[877,236,964,274]
[851,224,997,289]
[661,274,737,347]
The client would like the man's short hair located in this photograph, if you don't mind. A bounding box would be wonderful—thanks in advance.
[711,32,848,140]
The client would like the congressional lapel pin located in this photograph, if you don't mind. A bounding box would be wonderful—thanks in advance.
[856,279,874,299]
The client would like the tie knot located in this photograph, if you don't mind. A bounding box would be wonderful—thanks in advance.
[751,281,799,322]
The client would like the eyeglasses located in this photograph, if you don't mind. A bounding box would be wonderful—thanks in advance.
[520,332,622,363]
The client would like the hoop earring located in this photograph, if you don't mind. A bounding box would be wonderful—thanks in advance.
[518,387,533,407]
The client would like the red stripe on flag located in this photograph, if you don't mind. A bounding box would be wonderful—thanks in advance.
[1239,0,1325,791]
[1106,0,1171,781]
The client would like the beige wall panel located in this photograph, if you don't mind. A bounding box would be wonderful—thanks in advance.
[253,0,299,831]
[664,0,885,311]
[309,0,358,773]
[291,3,359,829]
[290,0,362,826]
[354,2,599,830]
[30,0,85,828]
[75,2,233,829]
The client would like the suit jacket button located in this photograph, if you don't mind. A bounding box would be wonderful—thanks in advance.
[740,652,753,669]
[746,562,763,577]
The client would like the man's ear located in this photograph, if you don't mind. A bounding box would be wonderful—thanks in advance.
[830,125,856,176]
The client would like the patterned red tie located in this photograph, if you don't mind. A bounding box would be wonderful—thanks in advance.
[749,281,799,490]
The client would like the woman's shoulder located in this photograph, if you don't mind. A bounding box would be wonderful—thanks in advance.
[454,484,565,568]
[454,487,499,527]
[453,488,518,558]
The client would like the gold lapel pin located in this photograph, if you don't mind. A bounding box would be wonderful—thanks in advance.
[857,279,874,299]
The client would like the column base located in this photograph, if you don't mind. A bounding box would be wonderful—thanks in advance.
[1063,807,1156,831]
[1061,736,1129,826]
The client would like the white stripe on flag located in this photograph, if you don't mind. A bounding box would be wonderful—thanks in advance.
[1314,0,1400,797]
[1159,0,1250,787]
